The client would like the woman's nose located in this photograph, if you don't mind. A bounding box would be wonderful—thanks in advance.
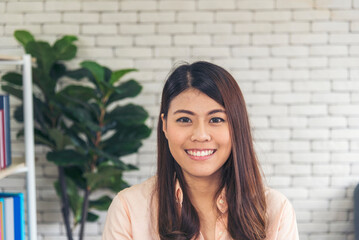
[190,122,211,142]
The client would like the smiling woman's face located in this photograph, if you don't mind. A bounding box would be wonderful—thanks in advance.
[162,88,232,182]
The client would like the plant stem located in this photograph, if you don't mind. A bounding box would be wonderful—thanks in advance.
[59,166,73,240]
[79,187,90,240]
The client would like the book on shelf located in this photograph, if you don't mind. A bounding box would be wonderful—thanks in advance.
[0,95,11,170]
[0,193,25,240]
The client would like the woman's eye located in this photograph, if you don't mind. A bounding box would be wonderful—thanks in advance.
[176,117,191,123]
[210,117,224,123]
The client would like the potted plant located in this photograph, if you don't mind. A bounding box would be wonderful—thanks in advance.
[1,30,151,240]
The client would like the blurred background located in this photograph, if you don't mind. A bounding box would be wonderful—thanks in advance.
[0,0,358,239]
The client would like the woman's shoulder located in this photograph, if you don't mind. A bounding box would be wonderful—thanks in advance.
[117,176,156,202]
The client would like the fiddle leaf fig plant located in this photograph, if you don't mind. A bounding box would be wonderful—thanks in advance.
[1,30,151,240]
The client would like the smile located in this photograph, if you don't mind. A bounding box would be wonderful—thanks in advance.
[185,149,216,157]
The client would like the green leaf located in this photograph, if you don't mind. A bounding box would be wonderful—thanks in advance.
[47,150,89,166]
[89,196,112,211]
[109,69,137,85]
[80,61,105,83]
[53,35,78,60]
[14,30,35,48]
[107,80,142,104]
[1,85,23,100]
[1,72,23,86]
[47,128,73,149]
[58,85,97,102]
[50,63,67,81]
[84,166,124,191]
[25,41,56,74]
[105,104,148,126]
[87,212,99,222]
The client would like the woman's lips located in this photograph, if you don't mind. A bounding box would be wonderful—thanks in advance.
[185,149,216,160]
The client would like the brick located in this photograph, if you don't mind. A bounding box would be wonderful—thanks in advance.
[213,35,249,45]
[273,93,310,103]
[355,0,359,8]
[38,223,61,234]
[293,10,330,20]
[135,35,171,46]
[313,164,350,175]
[329,105,359,116]
[272,69,309,80]
[121,1,157,11]
[233,47,269,56]
[82,24,117,34]
[159,1,195,10]
[308,117,347,127]
[349,118,359,128]
[177,12,214,22]
[332,10,359,20]
[329,221,354,232]
[5,25,41,35]
[310,45,348,56]
[254,81,290,92]
[192,47,231,57]
[115,47,152,58]
[272,46,309,56]
[297,223,328,232]
[135,59,172,70]
[332,129,359,139]
[237,1,274,9]
[251,58,288,68]
[119,24,155,34]
[290,105,327,116]
[330,57,359,67]
[276,0,313,9]
[293,176,329,187]
[267,176,291,187]
[293,152,330,163]
[313,93,351,103]
[140,12,175,23]
[270,117,307,127]
[0,3,4,12]
[64,13,99,23]
[43,24,80,35]
[293,129,329,139]
[290,33,328,44]
[101,13,137,23]
[198,1,236,10]
[7,2,43,12]
[174,35,211,45]
[312,140,349,151]
[262,153,290,163]
[277,188,309,198]
[353,22,359,32]
[350,45,359,55]
[331,176,359,186]
[312,211,348,220]
[274,22,310,32]
[290,58,328,68]
[25,13,61,23]
[216,11,252,22]
[310,69,348,79]
[45,1,81,11]
[83,1,119,11]
[235,23,272,33]
[330,34,359,43]
[314,0,352,9]
[196,23,232,33]
[77,36,95,46]
[249,105,287,116]
[158,23,194,34]
[213,58,249,69]
[0,14,23,23]
[96,36,132,46]
[255,129,291,140]
[77,47,113,58]
[252,34,288,45]
[274,141,310,151]
[154,47,189,57]
[275,164,311,175]
[312,22,349,32]
[249,117,269,128]
[254,11,291,21]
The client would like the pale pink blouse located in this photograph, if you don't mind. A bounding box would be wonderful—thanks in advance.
[102,177,299,240]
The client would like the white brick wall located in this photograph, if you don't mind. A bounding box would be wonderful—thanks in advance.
[0,0,358,239]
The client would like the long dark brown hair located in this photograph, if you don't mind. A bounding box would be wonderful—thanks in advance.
[156,61,267,240]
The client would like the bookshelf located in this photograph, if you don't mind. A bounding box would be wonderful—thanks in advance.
[0,54,37,240]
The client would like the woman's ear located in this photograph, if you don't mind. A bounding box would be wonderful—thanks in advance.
[161,113,168,138]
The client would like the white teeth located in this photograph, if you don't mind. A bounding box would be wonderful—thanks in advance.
[187,150,214,157]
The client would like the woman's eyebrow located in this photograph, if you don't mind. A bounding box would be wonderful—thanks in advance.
[173,109,226,115]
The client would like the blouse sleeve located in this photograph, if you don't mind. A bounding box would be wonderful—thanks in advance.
[102,193,133,240]
[277,199,300,240]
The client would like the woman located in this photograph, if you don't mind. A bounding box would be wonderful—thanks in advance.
[102,61,299,240]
